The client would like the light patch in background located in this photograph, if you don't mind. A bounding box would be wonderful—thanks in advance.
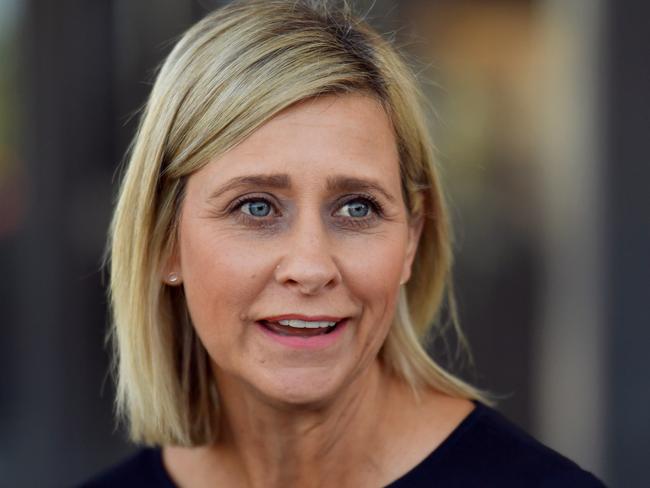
[534,0,605,476]
[398,0,606,480]
[0,0,26,238]
[0,0,21,33]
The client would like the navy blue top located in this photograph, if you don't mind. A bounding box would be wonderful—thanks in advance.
[81,401,606,487]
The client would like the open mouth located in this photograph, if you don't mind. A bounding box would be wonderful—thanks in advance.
[258,319,344,337]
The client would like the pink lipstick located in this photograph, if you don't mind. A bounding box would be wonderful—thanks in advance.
[256,315,349,349]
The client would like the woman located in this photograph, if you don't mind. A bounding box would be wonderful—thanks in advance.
[85,0,605,486]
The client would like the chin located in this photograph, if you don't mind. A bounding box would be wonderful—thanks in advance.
[254,365,348,409]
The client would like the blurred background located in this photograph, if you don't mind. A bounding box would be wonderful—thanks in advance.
[0,0,647,486]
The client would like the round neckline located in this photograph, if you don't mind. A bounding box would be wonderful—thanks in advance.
[149,399,488,487]
[385,399,487,486]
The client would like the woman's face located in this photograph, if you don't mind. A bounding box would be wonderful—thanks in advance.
[172,94,422,406]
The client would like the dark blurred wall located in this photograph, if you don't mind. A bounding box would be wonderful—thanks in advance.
[604,0,650,486]
[7,1,120,485]
[3,0,217,485]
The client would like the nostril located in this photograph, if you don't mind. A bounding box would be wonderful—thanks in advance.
[280,274,338,296]
[273,252,342,294]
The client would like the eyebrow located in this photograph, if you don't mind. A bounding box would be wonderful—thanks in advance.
[325,175,396,203]
[208,174,291,200]
[209,173,396,203]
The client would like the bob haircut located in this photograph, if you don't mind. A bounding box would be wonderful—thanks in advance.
[108,0,492,446]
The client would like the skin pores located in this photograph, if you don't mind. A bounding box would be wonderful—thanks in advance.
[171,94,422,408]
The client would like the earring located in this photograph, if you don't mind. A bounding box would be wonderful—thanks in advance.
[167,272,180,284]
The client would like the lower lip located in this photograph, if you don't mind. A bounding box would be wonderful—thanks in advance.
[257,319,348,349]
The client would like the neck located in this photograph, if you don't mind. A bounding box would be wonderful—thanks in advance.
[209,360,397,487]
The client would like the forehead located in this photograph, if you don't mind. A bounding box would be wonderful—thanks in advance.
[192,94,401,188]
[258,93,395,147]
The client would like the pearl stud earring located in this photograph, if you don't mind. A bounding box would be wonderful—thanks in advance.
[167,272,179,284]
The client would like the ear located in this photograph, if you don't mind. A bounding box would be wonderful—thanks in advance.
[400,213,424,285]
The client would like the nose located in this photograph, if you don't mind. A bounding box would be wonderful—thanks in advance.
[274,218,342,295]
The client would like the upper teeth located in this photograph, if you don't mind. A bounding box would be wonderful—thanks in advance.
[277,319,337,329]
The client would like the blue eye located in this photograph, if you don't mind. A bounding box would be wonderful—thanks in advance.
[338,199,371,218]
[241,200,272,217]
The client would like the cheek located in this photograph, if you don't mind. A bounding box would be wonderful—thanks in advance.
[339,233,408,325]
[342,232,407,289]
[178,222,273,348]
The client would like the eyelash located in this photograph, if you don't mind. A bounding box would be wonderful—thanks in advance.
[229,193,385,229]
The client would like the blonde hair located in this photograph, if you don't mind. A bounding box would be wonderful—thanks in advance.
[108,0,493,446]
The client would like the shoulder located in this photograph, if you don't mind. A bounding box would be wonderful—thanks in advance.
[78,447,175,488]
[390,400,607,487]
[456,402,606,486]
